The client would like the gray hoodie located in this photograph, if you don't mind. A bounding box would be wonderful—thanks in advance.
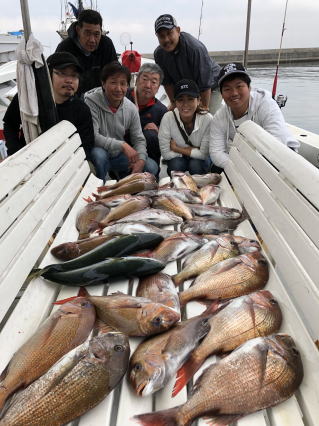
[210,88,300,168]
[84,87,147,161]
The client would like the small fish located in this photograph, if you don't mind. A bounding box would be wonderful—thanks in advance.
[146,232,204,264]
[0,331,130,426]
[115,208,183,226]
[76,201,109,239]
[101,222,175,239]
[98,196,150,228]
[137,272,180,313]
[51,234,113,261]
[89,193,134,205]
[134,334,303,425]
[0,297,95,410]
[138,188,202,204]
[173,235,240,286]
[179,251,269,306]
[129,314,210,396]
[186,203,242,219]
[97,180,158,199]
[87,293,180,336]
[199,184,221,204]
[97,172,156,192]
[173,290,283,395]
[181,215,245,234]
[192,172,222,187]
[152,196,193,220]
[171,171,199,192]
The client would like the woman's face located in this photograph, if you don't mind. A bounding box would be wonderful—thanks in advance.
[102,72,128,107]
[175,95,199,121]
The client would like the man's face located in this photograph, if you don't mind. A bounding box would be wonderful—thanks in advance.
[102,72,128,107]
[156,27,180,52]
[136,72,161,102]
[221,77,250,115]
[76,22,102,52]
[52,66,79,101]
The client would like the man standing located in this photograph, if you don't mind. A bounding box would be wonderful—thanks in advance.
[126,63,167,167]
[154,14,221,113]
[56,9,117,96]
[3,52,95,164]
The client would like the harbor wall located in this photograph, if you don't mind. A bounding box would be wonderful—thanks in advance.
[143,47,319,66]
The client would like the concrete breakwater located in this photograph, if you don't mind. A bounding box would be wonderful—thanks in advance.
[143,47,319,66]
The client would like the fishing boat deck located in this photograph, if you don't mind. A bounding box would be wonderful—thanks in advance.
[0,120,319,425]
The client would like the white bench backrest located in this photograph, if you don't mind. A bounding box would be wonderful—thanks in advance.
[0,120,90,323]
[226,120,319,339]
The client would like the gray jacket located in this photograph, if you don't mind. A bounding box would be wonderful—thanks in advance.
[84,87,147,161]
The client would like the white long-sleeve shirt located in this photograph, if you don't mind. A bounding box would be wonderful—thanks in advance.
[159,108,213,161]
[210,88,300,168]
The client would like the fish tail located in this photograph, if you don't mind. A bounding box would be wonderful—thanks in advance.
[172,273,183,287]
[172,356,203,397]
[0,386,10,411]
[28,267,48,280]
[133,407,180,426]
[54,296,78,305]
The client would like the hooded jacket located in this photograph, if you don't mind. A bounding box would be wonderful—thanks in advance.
[84,87,147,161]
[210,88,300,168]
[158,108,213,161]
[55,22,117,95]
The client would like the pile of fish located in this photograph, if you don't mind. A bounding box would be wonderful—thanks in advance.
[0,171,303,425]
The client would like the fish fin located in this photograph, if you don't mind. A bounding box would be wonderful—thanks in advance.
[78,287,90,297]
[133,407,180,426]
[172,356,203,397]
[131,250,153,258]
[204,414,243,425]
[93,319,116,334]
[202,300,229,316]
[78,232,90,240]
[91,192,100,200]
[97,185,110,193]
[83,196,93,203]
[54,296,78,305]
[172,273,183,287]
[27,267,48,280]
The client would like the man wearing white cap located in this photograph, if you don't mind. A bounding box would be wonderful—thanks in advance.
[154,14,221,113]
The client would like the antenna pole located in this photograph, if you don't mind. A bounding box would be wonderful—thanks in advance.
[198,0,204,40]
[272,0,289,98]
[243,0,252,68]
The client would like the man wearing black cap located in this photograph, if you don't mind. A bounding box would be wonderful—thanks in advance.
[210,63,300,169]
[56,9,117,96]
[154,14,221,113]
[3,52,95,163]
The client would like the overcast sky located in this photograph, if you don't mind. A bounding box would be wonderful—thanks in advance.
[1,0,318,57]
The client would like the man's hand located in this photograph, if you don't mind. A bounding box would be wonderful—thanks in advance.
[170,139,178,152]
[131,159,145,173]
[122,142,139,165]
[144,122,159,132]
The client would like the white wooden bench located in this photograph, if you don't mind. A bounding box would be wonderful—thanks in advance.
[0,119,318,426]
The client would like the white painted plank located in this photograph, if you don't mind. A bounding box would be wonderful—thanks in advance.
[0,120,77,199]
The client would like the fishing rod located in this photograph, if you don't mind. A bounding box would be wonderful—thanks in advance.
[198,0,204,40]
[272,0,289,100]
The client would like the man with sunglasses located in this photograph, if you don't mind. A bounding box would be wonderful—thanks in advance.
[56,9,117,96]
[3,52,95,167]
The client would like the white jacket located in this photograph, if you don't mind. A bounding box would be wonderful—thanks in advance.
[159,109,213,161]
[210,88,300,168]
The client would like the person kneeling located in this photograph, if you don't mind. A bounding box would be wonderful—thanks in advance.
[85,61,158,181]
[158,79,213,176]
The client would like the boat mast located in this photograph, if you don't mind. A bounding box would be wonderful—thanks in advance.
[198,0,204,40]
[243,0,252,68]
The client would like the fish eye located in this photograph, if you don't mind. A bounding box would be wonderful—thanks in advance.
[258,259,268,265]
[80,301,89,307]
[201,318,209,325]
[269,299,278,305]
[134,363,142,371]
[291,347,299,356]
[114,345,124,352]
[153,316,162,325]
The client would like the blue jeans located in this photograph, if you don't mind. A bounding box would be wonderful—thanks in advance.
[90,147,158,181]
[167,156,212,177]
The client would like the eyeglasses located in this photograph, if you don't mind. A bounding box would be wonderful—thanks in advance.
[53,70,80,80]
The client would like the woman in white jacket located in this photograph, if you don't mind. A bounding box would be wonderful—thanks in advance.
[158,79,213,176]
[210,63,300,169]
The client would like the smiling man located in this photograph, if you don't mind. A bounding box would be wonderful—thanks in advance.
[153,14,221,113]
[56,9,117,96]
[210,63,300,169]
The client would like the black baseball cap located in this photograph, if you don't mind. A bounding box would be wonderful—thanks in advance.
[218,63,250,88]
[174,79,200,100]
[155,14,177,33]
[46,52,83,73]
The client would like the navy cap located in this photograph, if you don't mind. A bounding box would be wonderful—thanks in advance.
[47,52,83,73]
[218,63,250,87]
[155,14,177,33]
[174,79,200,100]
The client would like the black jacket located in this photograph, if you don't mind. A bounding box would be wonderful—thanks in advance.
[55,22,117,96]
[3,93,95,157]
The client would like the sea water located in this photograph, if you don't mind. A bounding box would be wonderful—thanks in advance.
[248,65,319,134]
